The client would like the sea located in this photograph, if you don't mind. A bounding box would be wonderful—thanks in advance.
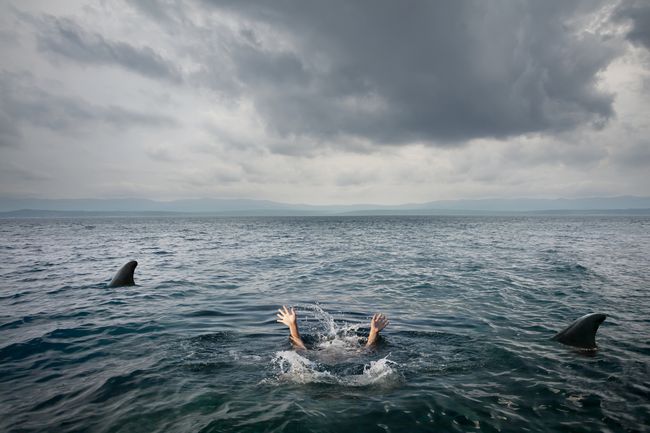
[1,216,649,433]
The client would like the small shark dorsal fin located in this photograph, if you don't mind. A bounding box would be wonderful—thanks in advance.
[553,313,606,349]
[108,260,138,287]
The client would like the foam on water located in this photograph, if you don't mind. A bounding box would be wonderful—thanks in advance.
[271,351,399,387]
[269,306,400,386]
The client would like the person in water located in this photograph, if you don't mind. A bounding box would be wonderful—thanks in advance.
[276,305,389,349]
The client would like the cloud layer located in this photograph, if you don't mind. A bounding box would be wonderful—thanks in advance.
[199,0,620,144]
[34,14,182,83]
[0,0,648,202]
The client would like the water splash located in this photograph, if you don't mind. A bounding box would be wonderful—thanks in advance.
[269,305,400,386]
[299,304,365,345]
[299,303,339,339]
[272,350,336,384]
[271,350,399,387]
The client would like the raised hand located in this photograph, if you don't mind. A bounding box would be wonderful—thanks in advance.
[366,313,389,348]
[276,305,298,327]
[370,313,389,333]
[276,305,306,349]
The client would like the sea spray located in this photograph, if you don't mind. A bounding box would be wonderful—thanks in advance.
[270,305,400,386]
[271,351,400,387]
[272,350,337,384]
[298,303,366,348]
[349,355,399,387]
[299,303,339,340]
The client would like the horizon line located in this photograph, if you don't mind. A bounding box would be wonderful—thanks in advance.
[0,193,648,207]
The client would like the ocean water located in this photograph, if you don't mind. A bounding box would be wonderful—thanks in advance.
[1,216,649,433]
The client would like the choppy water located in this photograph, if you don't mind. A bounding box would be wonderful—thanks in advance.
[1,216,649,432]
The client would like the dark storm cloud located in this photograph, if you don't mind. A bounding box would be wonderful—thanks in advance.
[28,13,182,83]
[189,0,620,145]
[0,72,176,144]
[615,0,650,50]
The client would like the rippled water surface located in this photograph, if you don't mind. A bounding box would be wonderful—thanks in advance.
[1,216,649,432]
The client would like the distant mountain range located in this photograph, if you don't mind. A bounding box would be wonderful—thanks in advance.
[0,196,649,217]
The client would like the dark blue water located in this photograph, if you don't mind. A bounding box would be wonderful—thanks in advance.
[1,216,649,432]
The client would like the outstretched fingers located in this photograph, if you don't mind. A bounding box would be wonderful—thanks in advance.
[276,305,299,327]
[371,313,389,332]
[277,307,288,325]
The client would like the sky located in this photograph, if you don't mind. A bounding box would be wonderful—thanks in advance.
[0,0,648,205]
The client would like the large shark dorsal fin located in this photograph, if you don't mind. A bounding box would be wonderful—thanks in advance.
[108,260,138,287]
[552,313,606,349]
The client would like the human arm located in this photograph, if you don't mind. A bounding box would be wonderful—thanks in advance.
[365,313,389,348]
[276,305,306,349]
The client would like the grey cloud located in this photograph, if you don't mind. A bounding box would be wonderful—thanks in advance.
[615,0,650,50]
[177,167,243,188]
[0,28,19,44]
[611,140,650,168]
[0,161,52,182]
[0,111,22,147]
[191,0,622,146]
[232,45,309,88]
[27,13,182,83]
[335,170,377,187]
[127,0,188,27]
[145,145,177,162]
[0,72,176,143]
[505,140,609,168]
